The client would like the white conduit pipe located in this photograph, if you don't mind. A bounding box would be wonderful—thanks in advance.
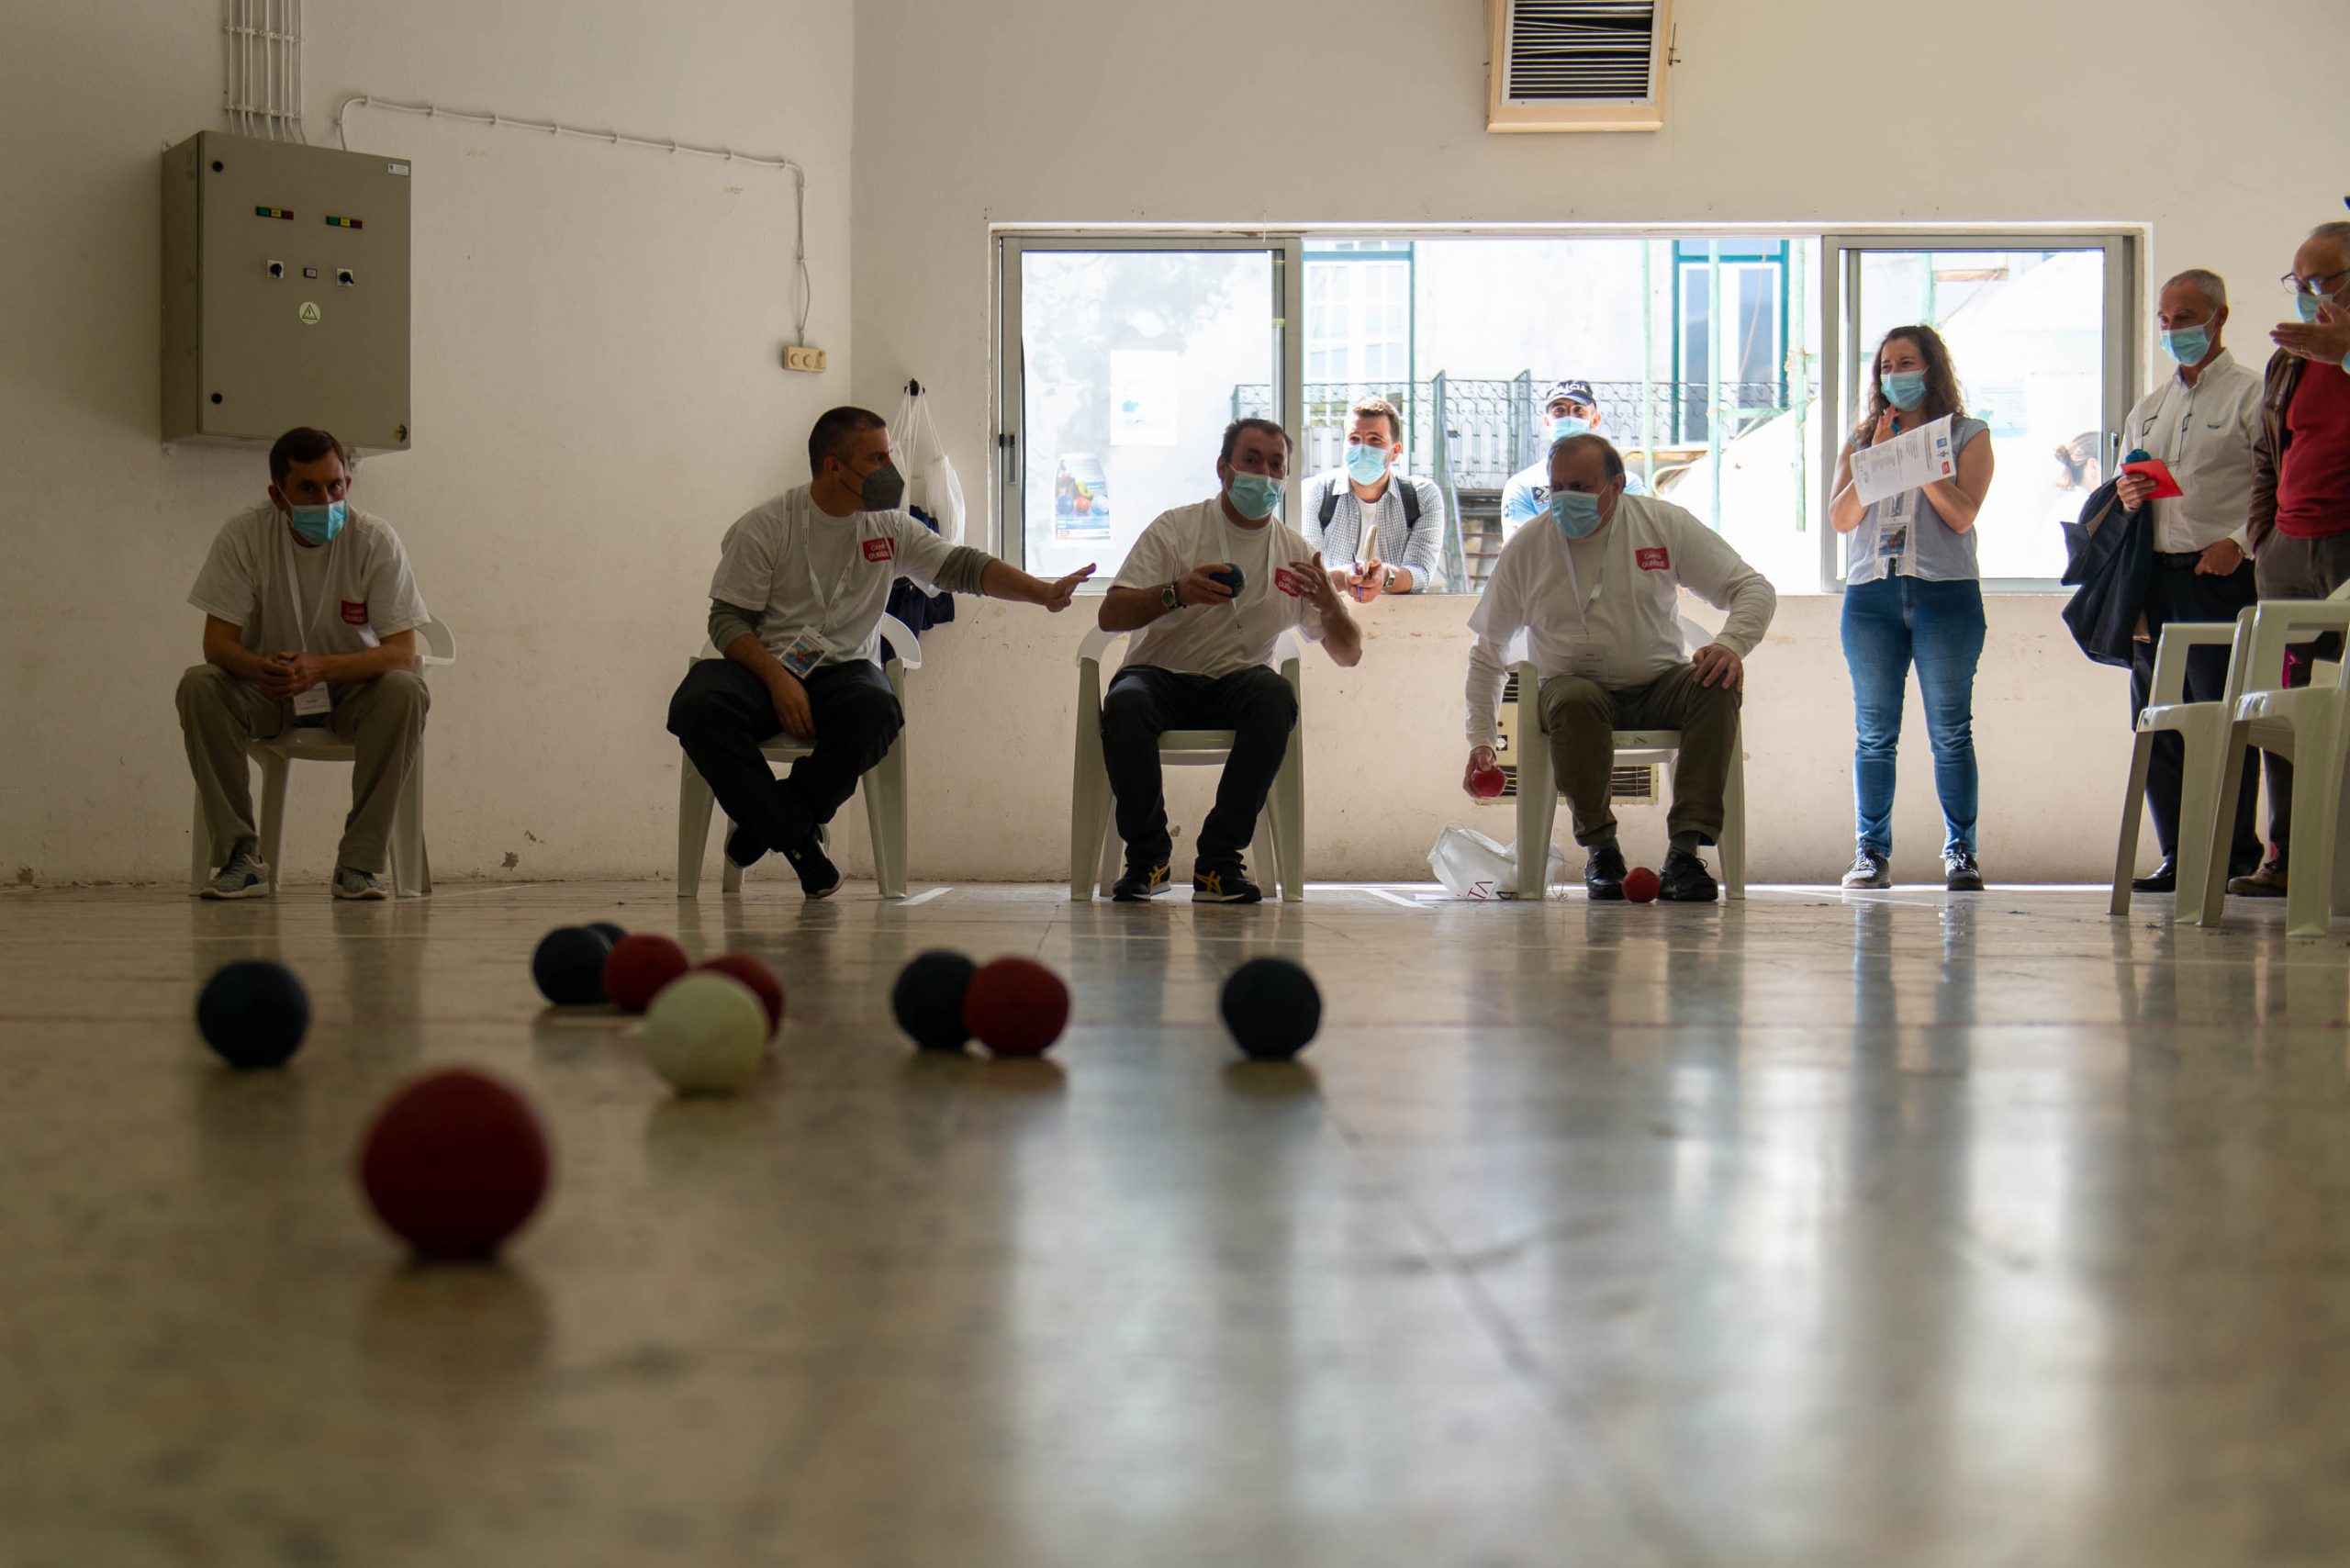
[336,94,812,343]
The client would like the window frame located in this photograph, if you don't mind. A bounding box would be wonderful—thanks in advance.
[1818,230,2139,595]
[994,232,1304,581]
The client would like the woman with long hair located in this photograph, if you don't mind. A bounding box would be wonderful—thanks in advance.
[1829,324,1998,890]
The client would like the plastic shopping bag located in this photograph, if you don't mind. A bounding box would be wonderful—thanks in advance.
[1427,823,1564,901]
[891,384,967,544]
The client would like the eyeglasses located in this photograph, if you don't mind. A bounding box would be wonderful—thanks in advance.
[2282,267,2350,297]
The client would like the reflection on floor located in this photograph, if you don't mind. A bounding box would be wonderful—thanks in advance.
[3,879,2346,1568]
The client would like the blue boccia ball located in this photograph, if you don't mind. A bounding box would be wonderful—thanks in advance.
[532,925,613,1006]
[1219,958,1321,1059]
[893,949,979,1052]
[196,959,311,1069]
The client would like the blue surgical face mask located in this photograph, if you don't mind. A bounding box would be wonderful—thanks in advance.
[1344,442,1391,485]
[1547,414,1594,443]
[2161,323,2210,365]
[2294,290,2333,324]
[287,499,347,544]
[1550,488,1604,540]
[1226,471,1281,521]
[1880,372,1929,411]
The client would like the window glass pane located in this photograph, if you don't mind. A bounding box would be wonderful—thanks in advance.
[1851,249,2105,581]
[1018,250,1274,580]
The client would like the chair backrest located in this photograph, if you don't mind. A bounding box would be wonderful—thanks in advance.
[418,616,456,667]
[692,613,922,672]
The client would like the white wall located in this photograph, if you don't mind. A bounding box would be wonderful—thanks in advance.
[852,0,2350,883]
[0,0,853,886]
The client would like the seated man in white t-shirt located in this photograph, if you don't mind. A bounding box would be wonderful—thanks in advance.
[179,427,432,901]
[669,405,1092,899]
[1095,418,1363,904]
[1464,434,1775,904]
[1498,378,1649,542]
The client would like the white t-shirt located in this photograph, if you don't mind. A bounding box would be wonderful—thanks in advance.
[709,486,956,669]
[187,503,429,656]
[1113,498,1326,678]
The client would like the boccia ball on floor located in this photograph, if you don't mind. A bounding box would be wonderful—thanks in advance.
[196,959,310,1069]
[603,933,690,1014]
[893,949,979,1052]
[696,953,785,1036]
[532,926,612,1006]
[962,957,1070,1058]
[1624,867,1662,904]
[1219,958,1321,1059]
[641,971,771,1095]
[359,1068,550,1260]
[586,922,626,946]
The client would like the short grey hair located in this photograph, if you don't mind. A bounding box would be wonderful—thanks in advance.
[2164,268,2227,309]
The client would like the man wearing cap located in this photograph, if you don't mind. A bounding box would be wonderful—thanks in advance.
[1499,378,1648,543]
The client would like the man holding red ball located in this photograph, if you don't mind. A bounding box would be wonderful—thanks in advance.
[1461,433,1775,903]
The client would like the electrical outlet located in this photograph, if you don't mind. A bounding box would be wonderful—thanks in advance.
[782,345,829,374]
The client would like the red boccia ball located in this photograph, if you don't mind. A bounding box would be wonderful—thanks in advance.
[1470,766,1506,799]
[698,953,786,1036]
[358,1068,551,1260]
[1624,867,1662,903]
[962,957,1070,1058]
[603,933,690,1014]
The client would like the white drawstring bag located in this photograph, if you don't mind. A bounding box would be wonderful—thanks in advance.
[891,383,967,545]
[1427,822,1563,901]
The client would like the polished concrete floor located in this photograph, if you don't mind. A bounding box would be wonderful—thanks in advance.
[4,876,2349,1567]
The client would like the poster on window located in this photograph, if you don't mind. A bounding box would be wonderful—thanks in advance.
[1109,351,1179,447]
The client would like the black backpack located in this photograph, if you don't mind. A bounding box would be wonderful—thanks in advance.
[1318,476,1423,532]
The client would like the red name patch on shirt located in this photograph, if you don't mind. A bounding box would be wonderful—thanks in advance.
[341,599,369,624]
[862,537,895,563]
[1272,568,1304,598]
[1635,547,1671,572]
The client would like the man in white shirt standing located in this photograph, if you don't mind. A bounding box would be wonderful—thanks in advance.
[1462,433,1775,903]
[1097,419,1363,903]
[1298,396,1447,599]
[2114,268,2266,894]
[179,427,431,901]
[671,406,1091,899]
[1498,378,1648,542]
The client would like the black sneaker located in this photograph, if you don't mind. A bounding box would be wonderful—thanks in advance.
[1112,860,1171,902]
[1658,848,1718,903]
[780,824,839,900]
[1943,849,1986,892]
[1192,861,1263,904]
[2131,857,2178,894]
[1841,849,1891,890]
[724,822,767,869]
[1583,843,1628,901]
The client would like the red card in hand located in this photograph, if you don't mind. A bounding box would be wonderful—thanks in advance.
[2122,457,2184,499]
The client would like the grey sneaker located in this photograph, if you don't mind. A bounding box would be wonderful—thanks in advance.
[332,866,390,901]
[199,846,270,900]
[1841,849,1891,890]
[1943,849,1986,892]
[2228,854,2288,899]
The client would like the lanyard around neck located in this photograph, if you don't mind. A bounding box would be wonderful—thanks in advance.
[277,521,335,652]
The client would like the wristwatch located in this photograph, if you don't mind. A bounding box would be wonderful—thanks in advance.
[1161,582,1181,611]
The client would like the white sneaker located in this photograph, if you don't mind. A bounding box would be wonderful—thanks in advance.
[199,847,271,900]
[332,867,390,901]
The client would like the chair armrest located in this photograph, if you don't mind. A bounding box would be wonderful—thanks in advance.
[2145,616,2245,709]
[2244,600,2350,698]
[1078,625,1123,668]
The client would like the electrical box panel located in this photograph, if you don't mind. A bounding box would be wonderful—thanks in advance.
[162,130,412,451]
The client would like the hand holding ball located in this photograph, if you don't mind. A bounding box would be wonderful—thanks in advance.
[1470,766,1506,800]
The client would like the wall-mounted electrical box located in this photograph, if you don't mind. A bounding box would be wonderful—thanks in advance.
[162,130,412,451]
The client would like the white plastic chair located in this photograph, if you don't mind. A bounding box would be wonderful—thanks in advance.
[1069,626,1305,902]
[1504,618,1746,901]
[187,617,454,899]
[2108,609,2255,921]
[676,613,919,901]
[2190,596,2350,935]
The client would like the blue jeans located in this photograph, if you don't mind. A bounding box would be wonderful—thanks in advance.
[1841,577,1986,857]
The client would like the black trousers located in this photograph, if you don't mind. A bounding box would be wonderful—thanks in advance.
[666,658,902,855]
[2129,554,2260,870]
[1102,665,1296,868]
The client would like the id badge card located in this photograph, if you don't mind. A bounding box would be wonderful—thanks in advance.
[1876,492,1910,566]
[292,683,332,717]
[779,625,829,679]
